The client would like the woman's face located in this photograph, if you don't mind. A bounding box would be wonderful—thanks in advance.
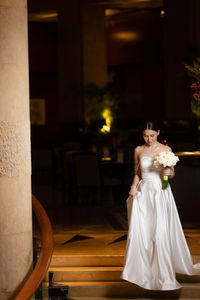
[143,129,159,146]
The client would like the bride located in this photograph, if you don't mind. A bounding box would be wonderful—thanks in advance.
[121,121,200,290]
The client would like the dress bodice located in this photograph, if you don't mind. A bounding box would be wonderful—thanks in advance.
[140,156,162,181]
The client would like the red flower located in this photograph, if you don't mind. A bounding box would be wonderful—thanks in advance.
[191,81,200,91]
[193,92,200,101]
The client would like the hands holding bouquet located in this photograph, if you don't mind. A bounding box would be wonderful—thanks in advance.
[153,151,179,189]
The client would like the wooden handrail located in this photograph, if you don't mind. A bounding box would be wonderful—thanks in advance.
[15,195,54,300]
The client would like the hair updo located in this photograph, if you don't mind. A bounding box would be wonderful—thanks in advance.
[142,121,160,132]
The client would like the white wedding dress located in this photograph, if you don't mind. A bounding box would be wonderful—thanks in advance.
[121,156,200,290]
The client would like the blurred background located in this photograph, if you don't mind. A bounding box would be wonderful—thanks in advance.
[28,0,200,225]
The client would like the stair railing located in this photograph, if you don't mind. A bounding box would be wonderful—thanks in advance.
[15,194,54,300]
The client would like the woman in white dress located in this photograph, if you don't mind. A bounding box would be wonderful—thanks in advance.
[121,121,200,290]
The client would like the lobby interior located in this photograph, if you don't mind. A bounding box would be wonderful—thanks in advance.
[27,1,200,299]
[2,0,200,299]
[28,0,200,232]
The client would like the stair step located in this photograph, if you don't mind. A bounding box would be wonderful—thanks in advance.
[67,283,200,298]
[45,266,123,282]
[177,274,200,283]
[43,281,200,298]
[50,254,124,267]
[45,266,200,283]
[67,298,200,300]
[43,281,132,287]
[49,254,200,268]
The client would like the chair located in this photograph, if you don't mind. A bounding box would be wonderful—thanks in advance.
[70,152,121,205]
[31,148,54,203]
[73,152,102,186]
[70,152,101,204]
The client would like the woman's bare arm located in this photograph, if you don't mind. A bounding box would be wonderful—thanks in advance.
[129,147,141,196]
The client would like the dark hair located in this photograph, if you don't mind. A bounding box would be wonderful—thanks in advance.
[142,121,159,132]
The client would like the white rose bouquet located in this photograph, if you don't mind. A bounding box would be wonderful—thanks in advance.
[153,151,179,189]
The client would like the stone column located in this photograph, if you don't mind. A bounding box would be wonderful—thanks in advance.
[0,1,32,299]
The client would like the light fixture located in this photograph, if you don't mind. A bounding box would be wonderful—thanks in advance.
[105,9,121,16]
[113,31,140,41]
[160,9,165,18]
[29,11,58,22]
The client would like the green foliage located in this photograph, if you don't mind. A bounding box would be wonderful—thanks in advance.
[185,58,200,81]
[191,98,200,118]
[81,83,120,132]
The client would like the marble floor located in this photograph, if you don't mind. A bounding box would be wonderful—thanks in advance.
[33,199,200,262]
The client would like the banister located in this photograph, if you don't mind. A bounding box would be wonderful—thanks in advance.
[15,194,54,300]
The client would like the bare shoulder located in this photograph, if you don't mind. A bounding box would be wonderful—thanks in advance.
[165,145,172,152]
[134,145,143,154]
[134,146,142,159]
[159,144,172,152]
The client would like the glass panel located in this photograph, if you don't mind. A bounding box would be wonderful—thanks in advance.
[32,285,48,300]
[33,284,68,300]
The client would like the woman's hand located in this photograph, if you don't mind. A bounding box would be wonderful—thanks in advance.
[163,167,175,178]
[129,185,138,198]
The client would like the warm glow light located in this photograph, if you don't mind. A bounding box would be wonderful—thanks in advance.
[105,9,121,16]
[29,11,58,22]
[113,31,140,41]
[175,151,200,156]
[100,108,113,133]
[100,125,110,133]
[160,9,165,17]
[101,156,112,161]
[96,0,163,9]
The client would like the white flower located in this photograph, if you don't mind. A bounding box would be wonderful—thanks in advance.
[153,151,179,168]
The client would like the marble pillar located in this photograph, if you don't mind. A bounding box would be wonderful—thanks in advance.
[0,0,32,299]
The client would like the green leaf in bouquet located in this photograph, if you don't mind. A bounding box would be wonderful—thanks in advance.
[162,179,168,189]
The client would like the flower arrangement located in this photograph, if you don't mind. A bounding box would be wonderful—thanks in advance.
[185,58,200,119]
[153,151,179,189]
[190,81,200,118]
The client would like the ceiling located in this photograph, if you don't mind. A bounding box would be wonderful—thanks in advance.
[92,0,163,9]
[28,0,163,22]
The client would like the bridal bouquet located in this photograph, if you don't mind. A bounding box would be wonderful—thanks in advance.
[153,151,179,189]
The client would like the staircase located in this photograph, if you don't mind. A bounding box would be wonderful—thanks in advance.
[44,251,200,299]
